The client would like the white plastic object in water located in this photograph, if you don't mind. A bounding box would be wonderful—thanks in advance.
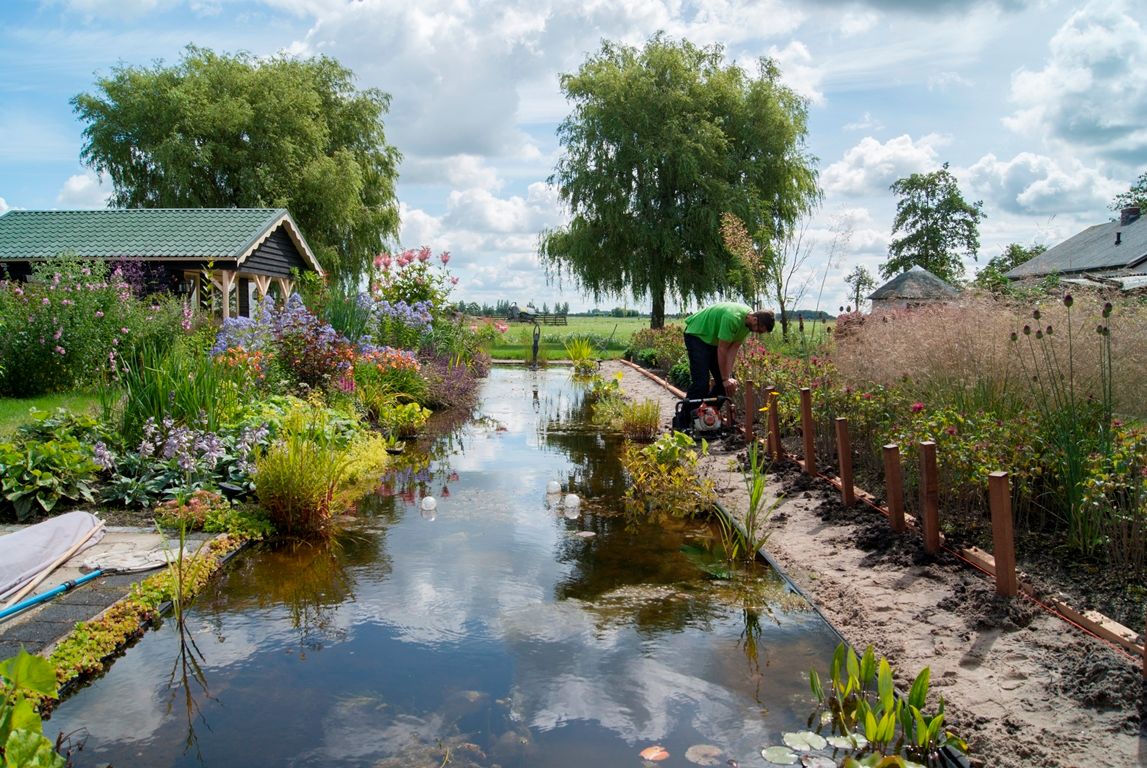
[421,496,437,512]
[546,480,562,494]
[563,493,580,508]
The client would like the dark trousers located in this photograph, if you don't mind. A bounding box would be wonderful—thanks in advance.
[684,333,726,401]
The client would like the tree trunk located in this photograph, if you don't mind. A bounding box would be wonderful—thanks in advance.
[778,300,790,340]
[650,291,665,329]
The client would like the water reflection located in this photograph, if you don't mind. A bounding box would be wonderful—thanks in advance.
[47,367,841,768]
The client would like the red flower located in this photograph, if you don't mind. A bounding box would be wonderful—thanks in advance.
[911,402,924,413]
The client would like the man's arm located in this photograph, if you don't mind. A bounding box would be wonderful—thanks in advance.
[716,339,743,382]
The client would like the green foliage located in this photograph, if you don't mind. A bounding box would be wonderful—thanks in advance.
[563,336,599,375]
[109,339,245,447]
[1110,170,1147,211]
[619,399,661,441]
[0,256,183,397]
[728,440,779,561]
[254,403,353,535]
[844,265,877,310]
[973,243,1046,292]
[541,34,819,328]
[72,45,401,287]
[0,436,99,522]
[622,430,715,525]
[884,163,984,283]
[375,401,431,439]
[0,650,65,768]
[625,325,685,370]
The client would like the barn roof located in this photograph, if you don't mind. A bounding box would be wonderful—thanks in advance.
[1005,206,1146,279]
[0,208,323,275]
[868,265,960,300]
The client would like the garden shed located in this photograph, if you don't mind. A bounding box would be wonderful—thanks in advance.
[867,265,960,314]
[0,208,324,319]
[1004,206,1145,291]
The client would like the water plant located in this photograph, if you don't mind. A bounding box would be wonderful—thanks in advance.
[0,649,66,767]
[622,430,715,526]
[618,399,660,441]
[563,335,598,375]
[763,643,968,767]
[718,439,779,562]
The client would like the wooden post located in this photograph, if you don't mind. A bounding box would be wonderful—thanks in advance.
[767,390,783,462]
[988,471,1018,597]
[743,380,756,442]
[882,444,906,533]
[800,387,816,475]
[835,418,855,506]
[918,441,940,554]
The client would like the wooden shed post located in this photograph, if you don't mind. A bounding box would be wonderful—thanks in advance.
[988,471,1018,597]
[918,441,940,554]
[882,444,907,533]
[834,418,855,506]
[743,380,756,442]
[767,390,783,462]
[800,388,816,475]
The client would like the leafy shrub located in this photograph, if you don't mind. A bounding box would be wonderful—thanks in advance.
[626,325,685,370]
[376,401,431,439]
[0,256,183,396]
[275,294,356,392]
[619,399,660,441]
[563,336,598,375]
[668,359,691,390]
[418,354,483,410]
[0,435,99,521]
[621,430,715,525]
[354,346,426,403]
[154,489,230,530]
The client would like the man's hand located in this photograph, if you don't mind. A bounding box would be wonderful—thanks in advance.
[724,377,738,394]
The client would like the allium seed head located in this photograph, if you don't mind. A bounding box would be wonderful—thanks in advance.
[1033,309,1041,320]
[1023,324,1031,335]
[1063,293,1073,308]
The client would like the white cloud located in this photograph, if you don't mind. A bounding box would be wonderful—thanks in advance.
[843,112,883,132]
[837,8,879,37]
[927,71,972,90]
[55,173,109,208]
[821,134,948,196]
[0,198,9,215]
[55,0,163,19]
[967,152,1120,215]
[767,40,825,105]
[1004,0,1147,161]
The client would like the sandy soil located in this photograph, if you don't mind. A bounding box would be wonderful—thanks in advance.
[603,359,1145,768]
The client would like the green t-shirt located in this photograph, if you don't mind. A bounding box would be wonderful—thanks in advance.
[684,303,751,346]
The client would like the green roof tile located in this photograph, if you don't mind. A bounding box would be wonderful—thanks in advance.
[0,208,289,261]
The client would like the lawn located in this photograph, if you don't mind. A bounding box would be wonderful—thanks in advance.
[0,390,102,436]
[488,315,654,360]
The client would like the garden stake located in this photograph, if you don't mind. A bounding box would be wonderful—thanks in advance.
[988,471,1018,597]
[743,380,756,442]
[800,387,815,476]
[834,418,855,506]
[918,441,940,554]
[882,444,906,533]
[767,390,782,462]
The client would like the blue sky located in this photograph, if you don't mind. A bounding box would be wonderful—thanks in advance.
[1,0,1143,314]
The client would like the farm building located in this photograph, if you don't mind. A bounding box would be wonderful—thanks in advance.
[0,208,324,318]
[867,265,960,314]
[1004,206,1146,292]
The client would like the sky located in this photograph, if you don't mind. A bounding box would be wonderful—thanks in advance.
[0,0,1143,315]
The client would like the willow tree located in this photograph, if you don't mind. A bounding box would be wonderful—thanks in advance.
[72,45,401,287]
[540,35,819,328]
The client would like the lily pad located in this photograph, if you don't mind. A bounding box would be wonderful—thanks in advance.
[761,746,799,765]
[782,731,827,752]
[800,757,835,768]
[684,744,723,765]
[826,734,868,750]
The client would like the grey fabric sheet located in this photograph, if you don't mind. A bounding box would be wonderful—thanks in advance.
[0,511,104,602]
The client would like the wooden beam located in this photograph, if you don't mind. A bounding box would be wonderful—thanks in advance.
[800,387,815,476]
[276,277,294,299]
[767,390,783,462]
[918,441,940,554]
[988,471,1018,597]
[835,418,855,506]
[210,269,236,320]
[252,274,272,298]
[882,444,906,533]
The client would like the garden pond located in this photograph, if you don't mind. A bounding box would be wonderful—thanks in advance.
[47,366,843,767]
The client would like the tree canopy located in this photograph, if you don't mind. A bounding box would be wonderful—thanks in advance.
[1110,170,1147,212]
[540,34,820,328]
[883,163,984,284]
[843,265,876,310]
[72,45,401,287]
[973,242,1046,291]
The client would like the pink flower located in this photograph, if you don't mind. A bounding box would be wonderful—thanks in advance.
[450,276,459,285]
[53,328,62,340]
[862,392,873,400]
[41,298,50,306]
[911,402,924,413]
[381,254,392,269]
[440,251,451,265]
[418,246,431,262]
[54,346,66,356]
[120,327,129,334]
[946,426,957,435]
[95,310,104,318]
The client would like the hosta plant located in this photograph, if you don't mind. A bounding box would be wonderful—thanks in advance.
[0,650,66,768]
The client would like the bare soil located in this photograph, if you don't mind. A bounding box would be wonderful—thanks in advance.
[604,360,1145,768]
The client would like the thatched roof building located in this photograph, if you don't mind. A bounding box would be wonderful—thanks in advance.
[868,265,959,314]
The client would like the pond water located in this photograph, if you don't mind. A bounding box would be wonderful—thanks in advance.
[48,367,842,767]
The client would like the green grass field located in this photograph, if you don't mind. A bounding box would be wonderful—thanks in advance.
[488,315,654,360]
[0,391,102,436]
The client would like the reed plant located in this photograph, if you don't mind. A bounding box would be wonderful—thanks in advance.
[562,336,598,375]
[254,405,352,535]
[618,399,660,441]
[106,339,244,447]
